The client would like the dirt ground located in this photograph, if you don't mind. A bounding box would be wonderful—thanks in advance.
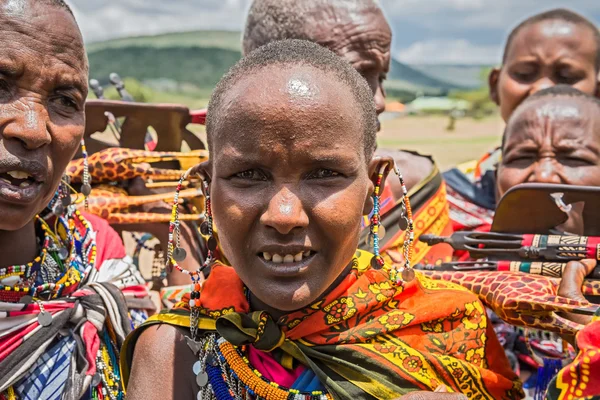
[378,115,504,170]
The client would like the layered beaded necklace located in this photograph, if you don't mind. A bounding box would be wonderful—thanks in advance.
[0,209,96,304]
[189,333,332,400]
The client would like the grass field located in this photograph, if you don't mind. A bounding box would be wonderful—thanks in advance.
[378,115,503,169]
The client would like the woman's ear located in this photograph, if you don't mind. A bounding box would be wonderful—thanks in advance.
[488,68,501,105]
[363,156,394,215]
[192,160,212,194]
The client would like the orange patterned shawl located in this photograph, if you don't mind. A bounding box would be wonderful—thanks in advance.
[546,308,600,400]
[122,250,522,399]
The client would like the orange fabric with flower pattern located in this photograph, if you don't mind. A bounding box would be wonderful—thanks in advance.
[123,250,523,399]
[546,309,600,400]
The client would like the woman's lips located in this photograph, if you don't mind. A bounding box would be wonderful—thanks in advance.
[0,179,43,204]
[257,251,317,277]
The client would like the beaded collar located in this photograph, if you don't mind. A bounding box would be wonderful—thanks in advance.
[0,208,96,304]
[189,333,332,400]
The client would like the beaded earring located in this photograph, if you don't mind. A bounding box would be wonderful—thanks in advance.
[51,177,71,216]
[79,138,92,209]
[368,162,415,285]
[167,168,214,337]
[392,163,415,284]
[368,164,389,271]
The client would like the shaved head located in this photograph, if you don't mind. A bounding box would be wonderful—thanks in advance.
[208,39,377,160]
[2,0,74,17]
[243,0,383,55]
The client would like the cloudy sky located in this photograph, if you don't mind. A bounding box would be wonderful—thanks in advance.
[68,0,600,65]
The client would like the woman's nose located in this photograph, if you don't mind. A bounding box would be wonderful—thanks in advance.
[528,77,554,96]
[260,187,309,235]
[528,159,563,184]
[1,101,51,150]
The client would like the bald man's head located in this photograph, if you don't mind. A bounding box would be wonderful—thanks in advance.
[243,0,383,55]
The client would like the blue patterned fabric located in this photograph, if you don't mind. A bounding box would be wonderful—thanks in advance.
[129,308,148,329]
[16,335,76,400]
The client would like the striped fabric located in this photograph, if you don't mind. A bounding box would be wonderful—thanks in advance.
[16,335,76,400]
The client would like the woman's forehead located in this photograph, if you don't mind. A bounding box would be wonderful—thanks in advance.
[0,2,84,55]
[211,65,364,153]
[507,98,595,142]
[0,4,87,86]
[507,20,595,61]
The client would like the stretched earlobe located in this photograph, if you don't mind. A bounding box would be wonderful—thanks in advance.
[191,160,211,184]
[364,156,393,215]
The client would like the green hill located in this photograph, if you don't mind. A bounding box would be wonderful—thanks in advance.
[87,30,462,103]
[87,30,242,52]
[388,59,464,92]
[408,64,492,89]
[89,46,240,90]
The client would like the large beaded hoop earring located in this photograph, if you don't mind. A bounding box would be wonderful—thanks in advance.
[368,164,389,271]
[167,167,214,338]
[392,163,415,284]
[367,162,415,285]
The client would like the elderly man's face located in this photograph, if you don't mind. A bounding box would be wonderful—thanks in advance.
[0,0,88,230]
[309,5,392,127]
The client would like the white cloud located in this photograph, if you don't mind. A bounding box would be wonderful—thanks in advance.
[397,39,500,65]
[68,0,252,42]
[66,0,600,60]
[380,0,485,14]
[382,0,600,30]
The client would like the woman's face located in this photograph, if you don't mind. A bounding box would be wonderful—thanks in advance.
[207,65,378,312]
[310,5,391,125]
[0,1,88,230]
[497,97,600,199]
[490,19,599,122]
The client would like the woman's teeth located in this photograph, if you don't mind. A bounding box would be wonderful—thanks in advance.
[7,171,31,180]
[262,251,312,263]
[0,170,35,187]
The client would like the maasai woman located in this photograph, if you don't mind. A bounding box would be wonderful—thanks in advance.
[242,0,454,267]
[0,1,150,398]
[122,40,522,399]
[493,85,600,393]
[444,8,600,232]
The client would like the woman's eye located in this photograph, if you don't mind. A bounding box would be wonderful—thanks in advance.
[0,79,10,91]
[234,170,267,181]
[512,70,536,82]
[307,169,341,179]
[556,72,582,85]
[52,95,78,110]
[560,155,594,167]
[0,79,12,100]
[504,153,535,165]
